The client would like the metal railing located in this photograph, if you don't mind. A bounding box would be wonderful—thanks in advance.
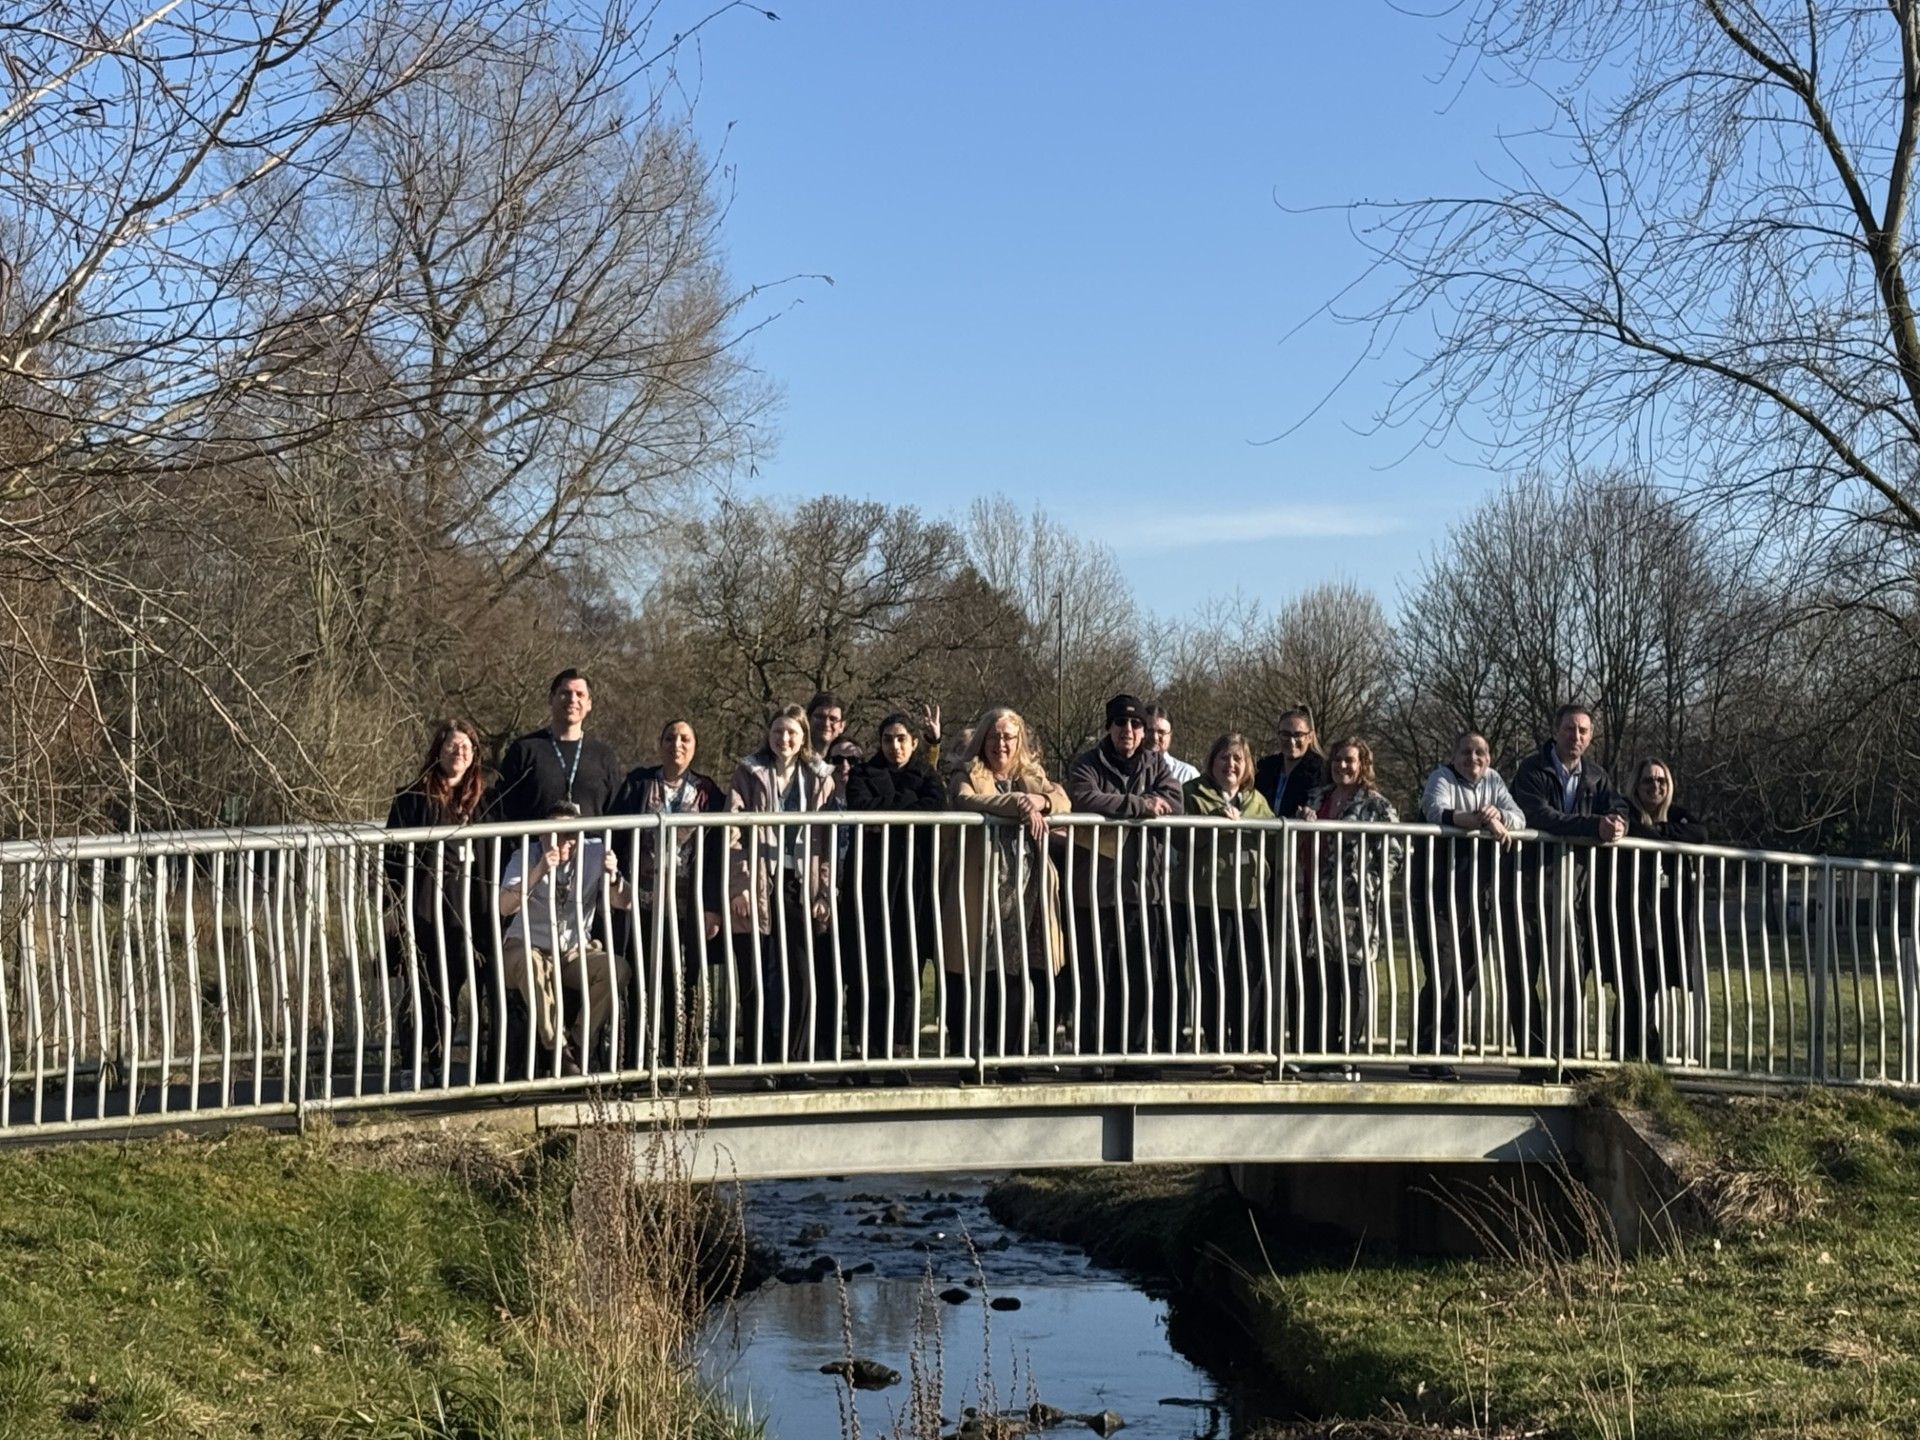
[0,810,1913,1135]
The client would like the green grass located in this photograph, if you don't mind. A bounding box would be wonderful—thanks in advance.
[0,1127,757,1440]
[1246,1087,1920,1438]
[993,1086,1920,1439]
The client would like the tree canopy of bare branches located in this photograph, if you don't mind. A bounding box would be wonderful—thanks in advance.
[1340,2,1920,621]
[0,0,771,832]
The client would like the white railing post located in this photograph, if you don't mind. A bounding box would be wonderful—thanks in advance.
[1813,861,1834,1081]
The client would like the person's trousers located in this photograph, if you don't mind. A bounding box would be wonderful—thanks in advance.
[385,921,472,1079]
[942,966,1058,1058]
[634,891,716,1069]
[731,880,837,1065]
[1412,865,1494,1058]
[1069,905,1174,1055]
[853,894,928,1062]
[501,937,631,1065]
[1502,859,1614,1059]
[1297,951,1367,1058]
[1181,904,1269,1055]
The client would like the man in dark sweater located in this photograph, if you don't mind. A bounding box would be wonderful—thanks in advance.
[490,669,624,824]
[1505,703,1629,1060]
[1063,693,1185,1064]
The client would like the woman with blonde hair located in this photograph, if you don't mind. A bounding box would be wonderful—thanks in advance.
[1180,732,1276,1064]
[940,705,1071,1062]
[1612,757,1708,1063]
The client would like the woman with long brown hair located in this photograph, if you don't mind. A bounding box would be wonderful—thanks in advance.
[1294,735,1401,1075]
[384,719,490,1081]
[728,704,838,1071]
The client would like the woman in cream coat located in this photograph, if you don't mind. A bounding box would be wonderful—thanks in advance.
[940,706,1070,1061]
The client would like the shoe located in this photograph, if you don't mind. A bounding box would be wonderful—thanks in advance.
[1408,1063,1460,1082]
[1298,1062,1359,1082]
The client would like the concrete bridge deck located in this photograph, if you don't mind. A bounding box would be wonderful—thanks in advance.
[535,1076,1583,1182]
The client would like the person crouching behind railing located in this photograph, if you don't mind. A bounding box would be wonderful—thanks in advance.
[1179,733,1275,1073]
[844,714,947,1071]
[384,718,490,1085]
[1293,737,1401,1077]
[498,802,633,1077]
[1614,758,1708,1065]
[727,706,837,1073]
[941,707,1070,1063]
[1412,731,1525,1080]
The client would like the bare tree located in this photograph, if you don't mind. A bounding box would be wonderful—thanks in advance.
[0,0,775,831]
[963,496,1146,765]
[1340,2,1920,623]
[645,496,985,756]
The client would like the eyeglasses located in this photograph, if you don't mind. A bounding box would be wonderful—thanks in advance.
[1116,717,1145,729]
[1280,729,1312,740]
[1150,729,1172,740]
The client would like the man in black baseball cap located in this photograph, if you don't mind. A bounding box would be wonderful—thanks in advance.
[1062,691,1185,1070]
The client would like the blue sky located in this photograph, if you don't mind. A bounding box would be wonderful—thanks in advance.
[677,2,1531,618]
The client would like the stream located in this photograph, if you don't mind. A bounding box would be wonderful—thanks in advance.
[701,1173,1276,1438]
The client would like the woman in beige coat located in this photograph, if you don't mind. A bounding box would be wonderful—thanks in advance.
[941,706,1070,1060]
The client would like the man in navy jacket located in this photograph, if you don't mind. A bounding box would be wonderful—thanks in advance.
[1505,704,1629,1060]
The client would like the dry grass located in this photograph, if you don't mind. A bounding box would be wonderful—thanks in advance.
[512,1089,756,1440]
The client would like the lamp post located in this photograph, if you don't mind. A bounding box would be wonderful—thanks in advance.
[1052,590,1064,766]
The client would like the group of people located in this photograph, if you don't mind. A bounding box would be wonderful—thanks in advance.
[383,671,1708,1085]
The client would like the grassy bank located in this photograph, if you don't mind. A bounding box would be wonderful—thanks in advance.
[991,1076,1920,1439]
[0,1123,756,1440]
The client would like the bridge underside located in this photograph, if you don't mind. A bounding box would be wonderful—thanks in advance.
[535,1080,1581,1182]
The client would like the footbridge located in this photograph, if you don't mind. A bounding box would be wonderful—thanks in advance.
[535,1076,1579,1182]
[0,810,1908,1174]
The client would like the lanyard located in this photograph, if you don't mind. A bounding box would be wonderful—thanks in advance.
[549,737,583,802]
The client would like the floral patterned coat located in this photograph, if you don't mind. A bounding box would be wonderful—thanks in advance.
[1301,785,1402,966]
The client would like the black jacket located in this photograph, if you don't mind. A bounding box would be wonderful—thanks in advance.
[1616,805,1709,982]
[1254,749,1326,819]
[842,753,945,929]
[1510,741,1629,839]
[488,728,622,823]
[845,753,947,814]
[383,784,488,930]
[1626,806,1707,848]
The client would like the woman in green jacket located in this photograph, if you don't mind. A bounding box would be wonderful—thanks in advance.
[1180,733,1275,1061]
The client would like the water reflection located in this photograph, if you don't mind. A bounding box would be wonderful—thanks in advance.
[700,1174,1230,1439]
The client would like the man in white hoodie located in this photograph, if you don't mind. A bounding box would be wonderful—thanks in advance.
[1410,731,1526,1079]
